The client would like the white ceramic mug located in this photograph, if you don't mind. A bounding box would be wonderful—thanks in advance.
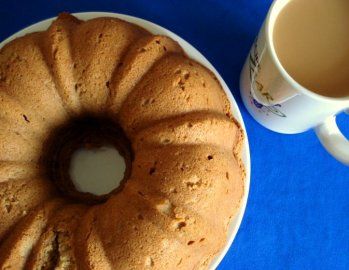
[240,0,349,165]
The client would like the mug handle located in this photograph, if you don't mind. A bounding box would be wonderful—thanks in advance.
[315,114,349,165]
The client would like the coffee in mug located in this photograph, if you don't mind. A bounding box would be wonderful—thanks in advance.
[273,0,349,98]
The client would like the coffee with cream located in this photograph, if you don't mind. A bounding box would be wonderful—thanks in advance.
[273,0,349,98]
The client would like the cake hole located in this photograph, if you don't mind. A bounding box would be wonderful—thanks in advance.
[70,146,126,196]
[179,162,189,171]
[187,240,195,246]
[22,114,30,123]
[199,238,205,242]
[155,40,161,44]
[207,155,213,160]
[149,167,156,175]
[226,172,229,179]
[173,221,186,230]
[44,116,132,204]
[163,46,167,51]
[161,138,171,144]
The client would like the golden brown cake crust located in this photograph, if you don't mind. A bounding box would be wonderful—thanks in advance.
[0,199,65,269]
[26,204,86,270]
[108,35,183,113]
[0,177,56,242]
[0,13,245,270]
[69,16,150,114]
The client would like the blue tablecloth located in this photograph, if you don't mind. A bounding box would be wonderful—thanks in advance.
[1,1,348,269]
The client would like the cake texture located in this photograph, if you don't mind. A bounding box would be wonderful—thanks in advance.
[0,13,245,269]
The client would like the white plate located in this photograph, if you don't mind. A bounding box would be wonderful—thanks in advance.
[0,12,251,269]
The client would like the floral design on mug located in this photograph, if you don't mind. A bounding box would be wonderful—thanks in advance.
[249,97,286,118]
[249,40,286,118]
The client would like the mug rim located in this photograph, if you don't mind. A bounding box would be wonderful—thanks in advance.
[265,0,349,104]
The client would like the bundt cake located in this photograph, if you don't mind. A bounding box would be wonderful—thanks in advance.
[0,13,245,269]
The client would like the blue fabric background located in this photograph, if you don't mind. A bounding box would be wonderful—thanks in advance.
[0,1,348,269]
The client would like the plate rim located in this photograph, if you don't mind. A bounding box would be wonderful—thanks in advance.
[0,12,251,269]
